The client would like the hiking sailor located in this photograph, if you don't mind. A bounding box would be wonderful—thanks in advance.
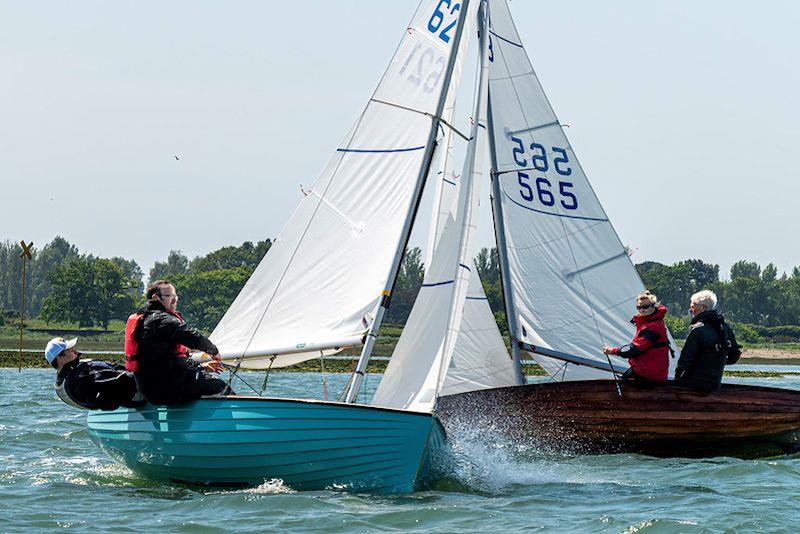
[125,280,232,405]
[47,337,143,410]
[675,289,742,392]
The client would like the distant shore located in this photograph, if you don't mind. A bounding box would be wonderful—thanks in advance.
[5,348,800,376]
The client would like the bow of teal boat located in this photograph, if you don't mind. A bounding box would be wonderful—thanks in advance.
[87,396,443,494]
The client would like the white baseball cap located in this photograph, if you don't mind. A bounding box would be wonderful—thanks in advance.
[45,337,78,364]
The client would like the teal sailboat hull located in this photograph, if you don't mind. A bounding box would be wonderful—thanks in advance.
[86,396,443,493]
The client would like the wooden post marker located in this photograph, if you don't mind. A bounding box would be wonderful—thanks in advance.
[18,240,33,372]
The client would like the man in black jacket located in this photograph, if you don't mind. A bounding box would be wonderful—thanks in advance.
[131,280,231,405]
[46,337,144,410]
[675,290,742,392]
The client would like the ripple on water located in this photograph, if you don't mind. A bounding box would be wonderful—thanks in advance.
[3,369,800,532]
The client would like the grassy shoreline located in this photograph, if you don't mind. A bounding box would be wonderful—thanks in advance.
[5,320,800,378]
[5,351,800,378]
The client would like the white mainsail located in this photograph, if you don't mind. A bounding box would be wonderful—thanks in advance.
[210,0,470,369]
[485,0,677,380]
[372,3,490,412]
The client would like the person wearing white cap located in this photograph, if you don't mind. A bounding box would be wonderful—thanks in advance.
[46,337,143,410]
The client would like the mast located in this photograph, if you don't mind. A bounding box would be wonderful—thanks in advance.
[433,0,489,395]
[345,0,473,403]
[485,78,526,385]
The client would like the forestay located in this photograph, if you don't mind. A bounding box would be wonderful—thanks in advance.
[486,0,677,379]
[372,1,488,411]
[211,0,470,368]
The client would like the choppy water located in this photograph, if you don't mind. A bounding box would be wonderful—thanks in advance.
[2,369,800,533]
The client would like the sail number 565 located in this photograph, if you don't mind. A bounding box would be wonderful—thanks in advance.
[428,0,461,43]
[510,136,577,210]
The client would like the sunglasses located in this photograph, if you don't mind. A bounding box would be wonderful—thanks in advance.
[636,304,654,310]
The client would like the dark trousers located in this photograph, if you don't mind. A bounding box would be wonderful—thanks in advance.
[620,367,659,388]
[134,359,231,405]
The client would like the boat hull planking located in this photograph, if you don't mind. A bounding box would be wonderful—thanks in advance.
[87,396,443,493]
[438,380,800,458]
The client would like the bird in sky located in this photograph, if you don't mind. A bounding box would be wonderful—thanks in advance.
[173,155,180,161]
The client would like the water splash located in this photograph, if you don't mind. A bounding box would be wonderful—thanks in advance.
[245,478,295,495]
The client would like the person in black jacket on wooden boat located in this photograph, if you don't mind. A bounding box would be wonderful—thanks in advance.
[675,290,742,393]
[46,337,144,410]
[128,280,232,405]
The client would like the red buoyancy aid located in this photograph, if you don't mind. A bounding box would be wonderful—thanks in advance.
[610,305,671,382]
[124,308,191,372]
[124,313,142,372]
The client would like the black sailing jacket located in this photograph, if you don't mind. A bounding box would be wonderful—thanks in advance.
[133,300,218,369]
[675,309,742,392]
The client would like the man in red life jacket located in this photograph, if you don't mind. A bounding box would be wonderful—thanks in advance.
[602,291,671,385]
[127,280,231,404]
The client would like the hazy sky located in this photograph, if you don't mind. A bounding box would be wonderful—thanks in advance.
[2,1,798,279]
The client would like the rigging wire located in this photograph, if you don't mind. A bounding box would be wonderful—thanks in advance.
[258,356,277,396]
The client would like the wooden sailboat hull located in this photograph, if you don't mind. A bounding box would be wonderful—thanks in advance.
[87,397,444,493]
[437,380,800,458]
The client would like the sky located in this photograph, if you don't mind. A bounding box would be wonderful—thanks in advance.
[1,1,799,279]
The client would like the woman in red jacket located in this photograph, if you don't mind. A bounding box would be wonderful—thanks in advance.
[602,291,670,385]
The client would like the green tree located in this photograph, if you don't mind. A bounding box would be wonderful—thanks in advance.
[171,267,252,332]
[110,256,145,299]
[40,256,96,327]
[730,260,761,280]
[149,250,189,283]
[28,236,80,315]
[475,247,505,314]
[40,256,135,329]
[0,240,25,313]
[386,247,425,324]
[189,240,272,273]
[636,259,720,316]
[762,263,778,283]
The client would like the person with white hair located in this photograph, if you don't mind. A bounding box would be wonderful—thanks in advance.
[674,289,742,392]
[46,337,143,410]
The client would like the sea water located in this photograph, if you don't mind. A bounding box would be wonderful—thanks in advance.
[2,369,799,533]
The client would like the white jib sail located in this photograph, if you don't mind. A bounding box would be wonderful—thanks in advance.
[441,267,517,395]
[210,0,471,369]
[486,0,677,380]
[427,14,517,396]
[373,3,489,412]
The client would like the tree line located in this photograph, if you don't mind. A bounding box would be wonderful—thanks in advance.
[1,237,798,341]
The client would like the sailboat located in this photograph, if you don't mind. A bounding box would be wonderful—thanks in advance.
[86,0,800,490]
[436,0,800,458]
[86,0,482,493]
